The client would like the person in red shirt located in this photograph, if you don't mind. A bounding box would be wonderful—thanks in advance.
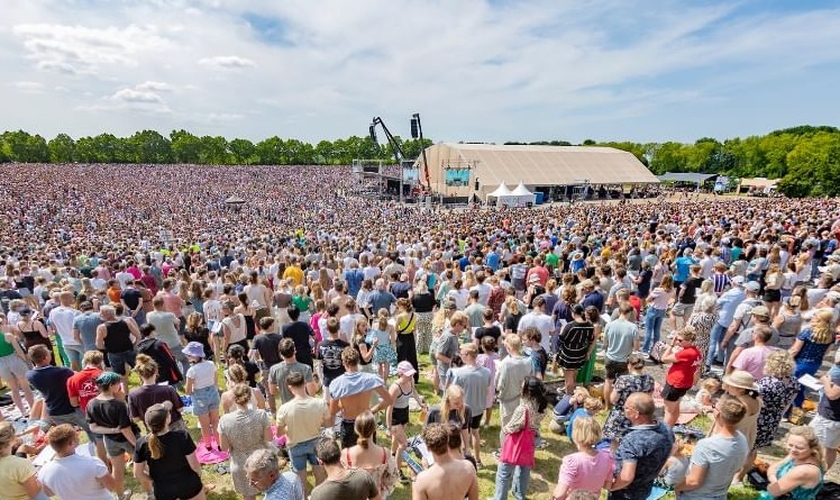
[660,326,701,427]
[525,257,549,288]
[66,349,107,462]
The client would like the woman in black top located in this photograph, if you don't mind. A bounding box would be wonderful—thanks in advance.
[411,280,436,354]
[183,312,213,359]
[134,402,205,500]
[556,305,595,395]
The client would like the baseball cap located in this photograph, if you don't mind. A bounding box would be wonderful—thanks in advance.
[144,401,173,430]
[731,276,745,286]
[745,281,760,292]
[396,361,416,377]
[750,305,770,318]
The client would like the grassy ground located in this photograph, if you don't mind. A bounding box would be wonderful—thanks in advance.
[113,359,762,500]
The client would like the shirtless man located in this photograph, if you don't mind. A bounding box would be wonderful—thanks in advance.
[412,423,478,500]
[328,347,392,448]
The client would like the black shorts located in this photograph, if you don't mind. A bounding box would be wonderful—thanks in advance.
[469,414,482,430]
[605,359,629,380]
[661,383,689,402]
[763,289,781,302]
[391,407,409,426]
[152,471,203,500]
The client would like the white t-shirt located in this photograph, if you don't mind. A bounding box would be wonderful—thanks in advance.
[49,306,80,346]
[517,312,554,352]
[186,360,218,389]
[38,453,112,500]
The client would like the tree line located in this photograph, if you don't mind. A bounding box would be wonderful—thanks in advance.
[0,129,433,167]
[1,125,839,197]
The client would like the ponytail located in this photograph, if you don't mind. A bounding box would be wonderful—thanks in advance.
[148,432,164,460]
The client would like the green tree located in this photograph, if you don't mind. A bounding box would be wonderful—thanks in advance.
[228,138,256,165]
[48,133,76,163]
[198,136,230,165]
[129,130,172,163]
[1,130,49,162]
[170,130,202,164]
[255,136,284,164]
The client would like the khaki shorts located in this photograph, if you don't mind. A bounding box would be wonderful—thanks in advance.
[0,354,29,380]
[671,302,694,318]
[810,413,840,449]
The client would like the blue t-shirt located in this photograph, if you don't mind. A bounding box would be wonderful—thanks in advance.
[26,365,75,416]
[674,256,695,282]
[343,269,364,299]
[486,252,501,271]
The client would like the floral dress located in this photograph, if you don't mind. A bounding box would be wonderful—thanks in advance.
[603,373,655,440]
[217,408,270,497]
[755,375,800,448]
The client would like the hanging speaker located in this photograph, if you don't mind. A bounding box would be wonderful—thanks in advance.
[474,180,480,190]
[369,125,377,143]
[410,118,419,138]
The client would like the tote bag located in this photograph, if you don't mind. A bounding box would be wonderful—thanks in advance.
[500,408,536,467]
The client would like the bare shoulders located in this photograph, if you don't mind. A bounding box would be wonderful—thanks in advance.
[414,459,476,500]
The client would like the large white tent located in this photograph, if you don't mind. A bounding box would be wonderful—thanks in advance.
[486,182,512,206]
[504,182,537,206]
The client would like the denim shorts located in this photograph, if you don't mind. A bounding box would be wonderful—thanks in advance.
[107,349,136,376]
[191,385,220,416]
[289,437,319,472]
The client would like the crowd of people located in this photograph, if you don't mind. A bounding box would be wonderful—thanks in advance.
[0,163,840,500]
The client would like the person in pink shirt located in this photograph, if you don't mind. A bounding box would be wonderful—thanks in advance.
[729,326,777,381]
[552,415,614,499]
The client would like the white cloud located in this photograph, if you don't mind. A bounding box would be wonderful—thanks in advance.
[0,0,839,143]
[13,81,45,92]
[198,55,256,69]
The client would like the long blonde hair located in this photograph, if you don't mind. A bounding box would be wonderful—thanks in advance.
[788,425,825,469]
[441,385,467,425]
[809,309,834,344]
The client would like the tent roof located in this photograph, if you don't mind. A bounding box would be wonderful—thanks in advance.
[510,182,533,195]
[487,182,512,197]
[739,177,779,188]
[417,143,659,187]
[657,172,718,183]
[224,195,246,204]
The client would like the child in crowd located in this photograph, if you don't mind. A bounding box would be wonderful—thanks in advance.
[368,308,397,381]
[658,435,691,490]
[477,336,500,426]
[566,396,603,441]
[696,377,722,411]
[522,328,548,380]
[551,387,590,432]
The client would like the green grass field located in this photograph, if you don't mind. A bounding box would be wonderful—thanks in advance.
[116,359,761,500]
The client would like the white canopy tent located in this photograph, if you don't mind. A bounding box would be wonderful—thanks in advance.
[486,182,512,206]
[497,181,536,207]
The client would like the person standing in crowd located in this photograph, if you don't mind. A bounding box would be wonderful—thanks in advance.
[269,338,319,406]
[603,353,654,441]
[276,371,330,491]
[551,416,614,500]
[659,326,702,427]
[310,437,381,500]
[128,354,186,432]
[642,275,673,354]
[73,301,102,355]
[394,298,420,384]
[446,343,491,465]
[85,371,138,500]
[95,305,139,379]
[218,383,273,500]
[412,423,479,500]
[244,449,305,500]
[37,424,116,500]
[283,306,317,368]
[340,410,399,500]
[602,303,640,408]
[496,335,535,435]
[182,341,221,451]
[26,344,95,439]
[675,396,749,499]
[328,347,392,449]
[490,376,547,500]
[134,402,205,500]
[556,305,595,396]
[0,318,34,418]
[609,392,674,500]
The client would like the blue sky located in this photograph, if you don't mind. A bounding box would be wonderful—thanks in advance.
[2,0,839,144]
